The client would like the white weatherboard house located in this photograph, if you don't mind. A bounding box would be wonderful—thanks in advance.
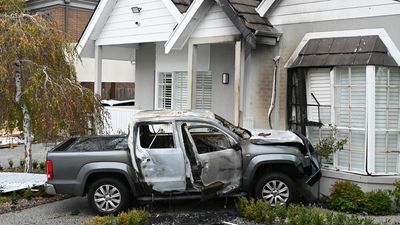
[78,0,400,196]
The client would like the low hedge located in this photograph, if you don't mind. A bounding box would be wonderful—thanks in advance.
[236,197,377,225]
[328,181,395,216]
[85,209,150,225]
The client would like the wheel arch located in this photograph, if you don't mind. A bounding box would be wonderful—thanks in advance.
[242,154,304,193]
[76,162,137,197]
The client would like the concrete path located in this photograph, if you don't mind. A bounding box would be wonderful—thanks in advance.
[0,143,56,168]
[0,197,93,225]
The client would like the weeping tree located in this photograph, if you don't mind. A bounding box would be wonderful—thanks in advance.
[0,1,107,172]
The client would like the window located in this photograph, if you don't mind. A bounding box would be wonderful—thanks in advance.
[186,123,235,154]
[375,67,400,173]
[334,67,366,172]
[138,123,175,149]
[156,71,212,110]
[303,66,400,174]
[195,71,212,110]
[157,72,173,109]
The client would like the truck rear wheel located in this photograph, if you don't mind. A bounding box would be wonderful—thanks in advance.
[88,178,129,215]
[254,172,295,206]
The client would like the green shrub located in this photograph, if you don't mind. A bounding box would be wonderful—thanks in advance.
[19,159,25,168]
[86,215,113,225]
[286,205,375,225]
[0,164,3,171]
[362,190,394,215]
[235,197,273,223]
[85,209,149,225]
[0,196,11,204]
[10,192,19,205]
[328,181,364,213]
[392,180,400,209]
[23,188,33,201]
[32,160,39,170]
[39,161,46,170]
[8,159,14,168]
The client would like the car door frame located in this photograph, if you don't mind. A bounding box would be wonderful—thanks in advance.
[133,120,187,193]
[177,119,243,194]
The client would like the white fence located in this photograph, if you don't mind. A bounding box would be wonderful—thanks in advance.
[104,107,140,135]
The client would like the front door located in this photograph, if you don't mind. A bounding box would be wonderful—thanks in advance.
[181,122,242,194]
[134,122,186,192]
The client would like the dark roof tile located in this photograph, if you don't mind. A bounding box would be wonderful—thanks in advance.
[290,36,398,67]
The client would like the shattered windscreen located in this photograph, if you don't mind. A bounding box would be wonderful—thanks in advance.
[215,115,252,139]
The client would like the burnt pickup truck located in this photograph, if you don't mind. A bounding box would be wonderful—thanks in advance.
[45,110,320,215]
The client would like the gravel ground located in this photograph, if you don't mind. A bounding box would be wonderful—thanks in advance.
[0,143,56,168]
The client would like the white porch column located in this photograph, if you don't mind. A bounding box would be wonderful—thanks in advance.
[188,43,198,109]
[366,65,376,174]
[234,40,243,126]
[94,44,103,96]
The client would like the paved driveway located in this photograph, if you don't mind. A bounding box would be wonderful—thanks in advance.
[0,197,93,225]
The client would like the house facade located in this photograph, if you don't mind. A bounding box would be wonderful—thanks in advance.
[78,0,400,196]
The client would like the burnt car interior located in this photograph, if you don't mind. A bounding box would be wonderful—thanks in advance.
[187,125,232,154]
[139,123,175,149]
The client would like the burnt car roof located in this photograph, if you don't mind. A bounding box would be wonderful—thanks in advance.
[132,110,216,121]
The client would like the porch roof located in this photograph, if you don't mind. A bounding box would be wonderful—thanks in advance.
[290,35,398,68]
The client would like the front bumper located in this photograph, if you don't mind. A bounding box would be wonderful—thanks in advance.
[44,183,57,195]
[305,151,321,186]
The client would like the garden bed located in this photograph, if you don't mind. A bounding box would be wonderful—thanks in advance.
[0,187,69,214]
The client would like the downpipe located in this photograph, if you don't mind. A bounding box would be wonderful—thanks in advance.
[268,55,280,129]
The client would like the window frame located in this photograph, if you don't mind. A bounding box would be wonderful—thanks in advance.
[137,122,177,150]
[155,71,212,110]
[302,65,400,175]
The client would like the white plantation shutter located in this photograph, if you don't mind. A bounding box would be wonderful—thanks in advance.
[307,68,331,124]
[173,72,189,110]
[157,71,212,110]
[375,67,400,173]
[334,67,366,172]
[195,71,212,110]
[306,69,333,163]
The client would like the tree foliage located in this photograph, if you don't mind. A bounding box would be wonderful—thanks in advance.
[0,2,106,142]
[0,0,25,14]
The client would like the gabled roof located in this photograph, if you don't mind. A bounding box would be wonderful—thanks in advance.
[173,0,278,38]
[78,0,280,57]
[165,0,280,53]
[172,0,194,13]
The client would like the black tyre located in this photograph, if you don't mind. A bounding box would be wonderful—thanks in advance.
[254,172,295,206]
[87,178,129,215]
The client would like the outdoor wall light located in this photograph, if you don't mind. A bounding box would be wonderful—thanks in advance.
[222,73,229,84]
[131,6,142,14]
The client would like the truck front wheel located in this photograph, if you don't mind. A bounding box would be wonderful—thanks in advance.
[254,173,295,206]
[88,178,129,215]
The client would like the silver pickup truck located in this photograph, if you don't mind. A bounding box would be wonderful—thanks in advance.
[45,110,320,215]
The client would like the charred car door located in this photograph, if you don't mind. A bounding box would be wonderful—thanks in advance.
[180,122,242,194]
[134,122,187,192]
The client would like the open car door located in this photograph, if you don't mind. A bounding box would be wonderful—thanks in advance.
[181,122,242,194]
[134,122,187,193]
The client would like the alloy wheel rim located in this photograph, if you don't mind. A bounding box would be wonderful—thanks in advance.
[261,180,289,206]
[94,184,121,212]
